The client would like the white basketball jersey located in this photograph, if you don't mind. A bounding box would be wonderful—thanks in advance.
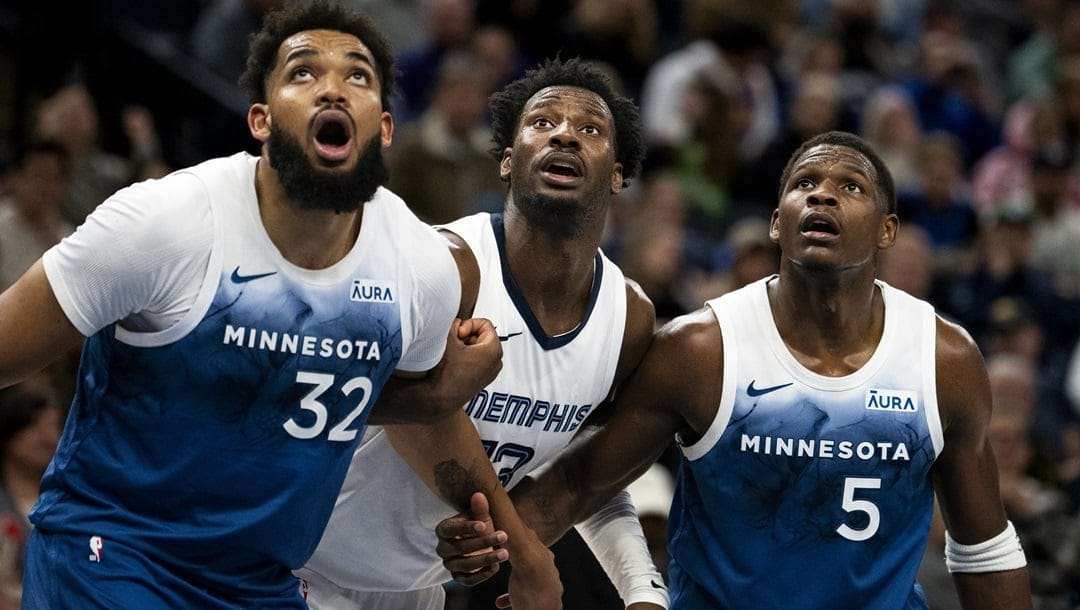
[301,212,628,592]
[668,276,943,609]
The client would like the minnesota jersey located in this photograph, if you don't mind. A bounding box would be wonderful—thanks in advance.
[301,212,628,592]
[668,277,943,610]
[31,153,457,599]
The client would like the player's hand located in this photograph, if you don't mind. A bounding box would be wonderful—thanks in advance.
[502,533,562,610]
[441,494,562,609]
[436,492,509,585]
[434,318,502,407]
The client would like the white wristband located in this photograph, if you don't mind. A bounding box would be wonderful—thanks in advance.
[575,490,670,608]
[945,520,1027,573]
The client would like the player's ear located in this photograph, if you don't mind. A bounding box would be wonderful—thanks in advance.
[769,208,781,243]
[499,148,512,182]
[610,163,623,194]
[379,111,394,148]
[878,213,899,249]
[248,104,270,142]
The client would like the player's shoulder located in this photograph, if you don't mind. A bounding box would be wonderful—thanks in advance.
[649,306,723,372]
[933,314,982,371]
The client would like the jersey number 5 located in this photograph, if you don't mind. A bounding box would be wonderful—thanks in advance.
[284,371,373,441]
[836,476,881,541]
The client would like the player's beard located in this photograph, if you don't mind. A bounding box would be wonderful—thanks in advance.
[512,189,605,239]
[267,126,389,213]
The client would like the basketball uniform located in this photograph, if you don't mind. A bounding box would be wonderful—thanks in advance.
[668,277,943,610]
[300,212,628,609]
[24,153,458,608]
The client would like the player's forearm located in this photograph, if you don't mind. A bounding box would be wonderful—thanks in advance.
[386,413,558,581]
[367,373,464,425]
[510,464,621,546]
[576,490,669,608]
[953,570,1032,610]
[385,410,498,509]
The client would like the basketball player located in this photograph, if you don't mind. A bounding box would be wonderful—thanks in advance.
[438,131,1033,609]
[0,3,561,608]
[298,58,668,610]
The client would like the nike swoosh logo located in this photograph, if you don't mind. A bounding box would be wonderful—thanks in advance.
[498,332,523,342]
[231,267,277,284]
[650,579,666,590]
[746,380,794,397]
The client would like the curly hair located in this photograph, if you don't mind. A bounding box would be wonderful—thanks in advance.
[488,57,645,187]
[238,1,396,111]
[778,130,897,214]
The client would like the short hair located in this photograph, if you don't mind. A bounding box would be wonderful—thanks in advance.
[778,130,897,214]
[488,57,645,186]
[238,1,396,111]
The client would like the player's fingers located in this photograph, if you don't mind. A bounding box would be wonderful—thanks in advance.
[444,547,509,577]
[436,531,506,559]
[435,516,487,540]
[495,593,513,609]
[450,562,501,587]
[469,491,491,523]
[448,317,464,340]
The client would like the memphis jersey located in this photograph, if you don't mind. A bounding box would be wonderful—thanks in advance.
[33,153,457,597]
[668,277,943,610]
[301,212,627,591]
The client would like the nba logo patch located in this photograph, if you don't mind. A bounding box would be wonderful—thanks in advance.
[865,388,919,412]
[88,536,103,562]
[350,280,396,303]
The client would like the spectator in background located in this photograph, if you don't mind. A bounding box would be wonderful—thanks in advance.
[1006,0,1080,104]
[1027,151,1080,300]
[904,30,1001,168]
[877,223,935,301]
[385,52,504,223]
[690,216,779,305]
[0,381,63,610]
[34,84,162,226]
[190,0,287,87]
[470,24,529,97]
[639,18,780,163]
[986,404,1080,607]
[897,131,980,275]
[970,97,1072,222]
[394,0,477,122]
[558,0,658,96]
[860,85,923,193]
[735,72,845,214]
[0,141,73,291]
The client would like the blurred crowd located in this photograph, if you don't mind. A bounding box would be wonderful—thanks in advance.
[2,0,1080,608]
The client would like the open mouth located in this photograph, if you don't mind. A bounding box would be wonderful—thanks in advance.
[540,153,583,185]
[800,213,839,237]
[312,111,353,162]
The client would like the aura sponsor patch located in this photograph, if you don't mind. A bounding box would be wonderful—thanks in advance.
[865,388,918,412]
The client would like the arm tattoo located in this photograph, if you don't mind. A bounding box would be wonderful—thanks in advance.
[434,460,491,511]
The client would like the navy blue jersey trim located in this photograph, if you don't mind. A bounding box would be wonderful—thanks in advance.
[489,213,603,350]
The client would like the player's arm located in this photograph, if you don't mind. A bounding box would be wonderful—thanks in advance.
[563,279,667,610]
[439,308,718,575]
[930,316,1032,609]
[0,261,84,389]
[385,360,563,610]
[367,229,482,425]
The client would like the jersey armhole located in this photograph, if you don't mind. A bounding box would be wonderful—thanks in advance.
[680,299,737,461]
[114,182,222,348]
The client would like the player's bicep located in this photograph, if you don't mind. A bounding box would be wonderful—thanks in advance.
[931,317,1008,544]
[0,260,84,387]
